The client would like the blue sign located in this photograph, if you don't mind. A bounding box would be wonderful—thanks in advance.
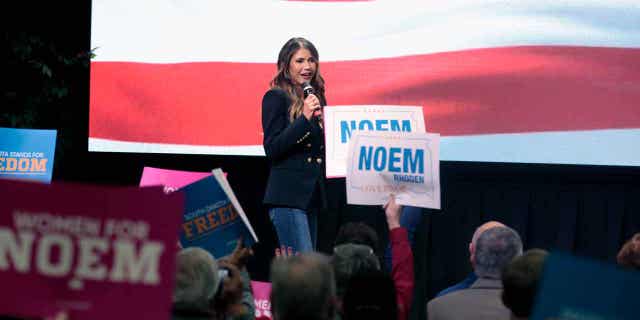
[179,176,255,258]
[0,127,57,183]
[531,252,640,320]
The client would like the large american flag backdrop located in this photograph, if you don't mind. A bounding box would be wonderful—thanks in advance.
[89,0,640,166]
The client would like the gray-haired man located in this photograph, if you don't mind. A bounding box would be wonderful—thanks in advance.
[427,225,523,320]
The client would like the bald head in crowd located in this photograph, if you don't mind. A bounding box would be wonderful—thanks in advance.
[474,224,523,279]
[469,221,505,270]
[270,252,336,320]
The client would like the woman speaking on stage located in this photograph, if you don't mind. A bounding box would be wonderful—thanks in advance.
[261,37,327,254]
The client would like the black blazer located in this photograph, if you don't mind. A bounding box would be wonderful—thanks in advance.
[262,88,325,210]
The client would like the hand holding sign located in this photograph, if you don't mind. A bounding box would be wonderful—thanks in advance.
[383,194,403,229]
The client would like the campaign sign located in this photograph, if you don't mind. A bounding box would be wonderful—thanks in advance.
[531,252,640,320]
[346,132,440,209]
[210,169,258,247]
[179,169,257,258]
[251,280,272,320]
[0,127,57,183]
[324,105,425,178]
[0,179,184,320]
[139,166,211,192]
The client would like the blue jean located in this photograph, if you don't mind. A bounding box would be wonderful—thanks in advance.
[269,207,317,254]
[384,206,423,271]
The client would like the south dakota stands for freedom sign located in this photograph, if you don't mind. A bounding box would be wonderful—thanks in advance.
[0,127,57,183]
[140,167,258,258]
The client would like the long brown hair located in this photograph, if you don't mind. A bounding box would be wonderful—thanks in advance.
[270,37,326,122]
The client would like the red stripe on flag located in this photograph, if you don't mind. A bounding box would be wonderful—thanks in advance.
[90,46,640,146]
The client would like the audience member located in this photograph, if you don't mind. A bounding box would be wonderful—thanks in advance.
[333,221,384,271]
[435,221,505,297]
[332,243,380,298]
[173,241,254,320]
[501,249,549,320]
[427,225,523,320]
[342,269,398,320]
[334,221,380,254]
[220,239,255,319]
[270,253,336,320]
[617,232,640,270]
[332,194,414,320]
[173,247,220,319]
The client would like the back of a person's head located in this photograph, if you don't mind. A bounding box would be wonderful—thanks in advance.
[270,253,336,320]
[617,233,640,270]
[334,222,380,253]
[502,249,549,319]
[332,243,381,298]
[342,269,397,320]
[173,247,220,314]
[474,226,523,278]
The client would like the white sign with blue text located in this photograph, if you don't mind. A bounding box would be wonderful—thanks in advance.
[324,105,425,178]
[346,132,440,209]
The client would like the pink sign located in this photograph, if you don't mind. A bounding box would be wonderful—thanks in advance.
[139,166,211,192]
[0,179,184,320]
[251,281,272,320]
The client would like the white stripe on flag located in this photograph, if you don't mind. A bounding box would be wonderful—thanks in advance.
[88,138,266,156]
[91,0,640,63]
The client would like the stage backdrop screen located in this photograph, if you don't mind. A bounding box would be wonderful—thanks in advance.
[89,0,640,166]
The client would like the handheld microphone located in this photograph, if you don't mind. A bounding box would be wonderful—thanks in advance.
[302,82,315,98]
[302,82,322,128]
